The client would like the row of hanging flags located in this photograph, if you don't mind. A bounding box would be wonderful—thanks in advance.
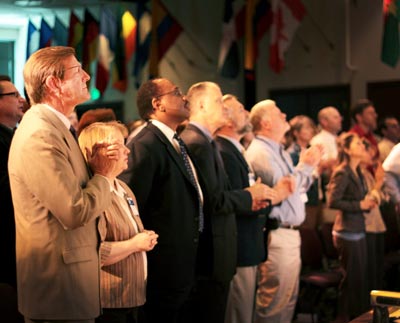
[26,0,181,95]
[217,0,306,106]
[26,0,306,98]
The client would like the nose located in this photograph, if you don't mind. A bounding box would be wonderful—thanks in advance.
[83,70,90,82]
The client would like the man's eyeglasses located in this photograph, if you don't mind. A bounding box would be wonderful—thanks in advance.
[0,91,21,98]
[155,88,183,99]
[64,65,83,74]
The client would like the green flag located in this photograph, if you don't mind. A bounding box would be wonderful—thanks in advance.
[381,0,400,67]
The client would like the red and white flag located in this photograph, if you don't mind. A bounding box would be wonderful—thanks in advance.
[269,0,306,73]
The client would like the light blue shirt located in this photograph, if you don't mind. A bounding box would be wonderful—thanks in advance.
[246,135,315,226]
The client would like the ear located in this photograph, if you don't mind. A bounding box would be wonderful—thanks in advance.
[44,75,61,94]
[151,97,164,113]
[260,118,270,130]
[354,113,362,124]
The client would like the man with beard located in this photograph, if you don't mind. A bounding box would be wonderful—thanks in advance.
[215,95,292,323]
[349,99,379,161]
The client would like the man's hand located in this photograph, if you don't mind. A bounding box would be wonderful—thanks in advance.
[245,177,279,211]
[300,144,323,167]
[272,175,296,204]
[87,141,120,177]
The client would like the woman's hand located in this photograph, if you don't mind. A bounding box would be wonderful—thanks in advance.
[131,230,159,252]
[360,195,377,211]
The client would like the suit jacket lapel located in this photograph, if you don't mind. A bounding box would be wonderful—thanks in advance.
[146,123,195,187]
[345,164,366,197]
[217,137,249,172]
[32,105,89,173]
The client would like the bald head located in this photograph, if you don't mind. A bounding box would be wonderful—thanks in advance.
[186,81,228,133]
[317,106,342,134]
[186,81,220,115]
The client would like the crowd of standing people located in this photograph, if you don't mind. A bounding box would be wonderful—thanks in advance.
[1,46,400,323]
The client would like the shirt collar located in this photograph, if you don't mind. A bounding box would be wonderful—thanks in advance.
[256,134,282,152]
[150,119,176,143]
[42,104,71,130]
[110,179,126,198]
[189,121,213,142]
[217,134,245,153]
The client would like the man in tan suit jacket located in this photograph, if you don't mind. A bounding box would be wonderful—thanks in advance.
[8,47,118,323]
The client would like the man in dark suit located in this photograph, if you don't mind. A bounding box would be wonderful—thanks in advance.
[0,75,26,290]
[179,82,277,323]
[119,78,203,323]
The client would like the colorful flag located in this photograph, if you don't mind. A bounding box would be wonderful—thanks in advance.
[269,0,306,73]
[53,16,68,46]
[39,18,53,49]
[96,7,116,95]
[82,9,99,74]
[68,12,83,62]
[381,0,400,67]
[133,1,152,88]
[26,20,39,59]
[253,0,273,59]
[123,11,137,62]
[244,0,257,108]
[149,0,183,77]
[113,9,137,92]
[156,1,182,61]
[218,0,243,78]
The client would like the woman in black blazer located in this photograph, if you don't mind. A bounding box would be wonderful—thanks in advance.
[327,132,377,322]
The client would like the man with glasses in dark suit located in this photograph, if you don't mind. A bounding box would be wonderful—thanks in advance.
[119,78,203,323]
[0,75,26,291]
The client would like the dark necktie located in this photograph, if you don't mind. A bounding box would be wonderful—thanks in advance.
[69,126,78,141]
[174,134,204,232]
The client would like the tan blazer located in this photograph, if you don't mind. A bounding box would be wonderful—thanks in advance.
[8,104,111,320]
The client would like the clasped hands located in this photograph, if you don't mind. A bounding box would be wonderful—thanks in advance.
[132,230,159,252]
[246,176,296,211]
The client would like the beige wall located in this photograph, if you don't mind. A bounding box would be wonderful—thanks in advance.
[1,0,399,123]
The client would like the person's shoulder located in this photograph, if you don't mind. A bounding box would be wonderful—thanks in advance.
[180,126,206,145]
[332,163,349,177]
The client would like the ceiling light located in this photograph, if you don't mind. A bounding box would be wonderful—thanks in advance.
[14,0,44,6]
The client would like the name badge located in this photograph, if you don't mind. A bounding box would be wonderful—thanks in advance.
[126,197,139,216]
[248,172,256,186]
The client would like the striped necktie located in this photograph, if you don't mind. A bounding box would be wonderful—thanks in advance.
[174,133,204,232]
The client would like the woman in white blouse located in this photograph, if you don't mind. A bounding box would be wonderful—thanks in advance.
[79,121,158,323]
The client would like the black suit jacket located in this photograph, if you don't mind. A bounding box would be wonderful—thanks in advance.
[180,124,252,282]
[0,124,16,288]
[327,163,367,233]
[215,136,269,266]
[119,123,200,294]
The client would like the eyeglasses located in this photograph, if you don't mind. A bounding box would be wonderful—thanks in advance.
[0,91,20,98]
[64,65,83,74]
[155,88,183,99]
